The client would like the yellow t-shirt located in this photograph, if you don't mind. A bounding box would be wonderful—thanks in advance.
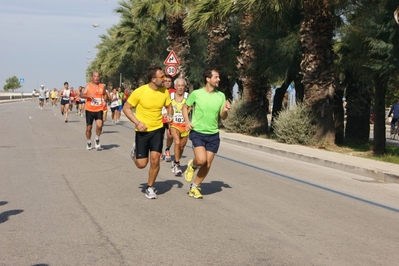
[127,84,171,132]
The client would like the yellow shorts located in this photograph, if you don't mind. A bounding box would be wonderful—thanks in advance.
[170,125,189,137]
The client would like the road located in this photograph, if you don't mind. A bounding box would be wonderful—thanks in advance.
[1,101,399,266]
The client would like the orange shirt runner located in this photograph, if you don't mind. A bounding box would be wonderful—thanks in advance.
[85,83,106,112]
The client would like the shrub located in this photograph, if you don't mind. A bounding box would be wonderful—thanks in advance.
[222,99,257,134]
[273,103,316,145]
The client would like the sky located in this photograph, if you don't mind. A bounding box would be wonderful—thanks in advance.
[0,0,120,92]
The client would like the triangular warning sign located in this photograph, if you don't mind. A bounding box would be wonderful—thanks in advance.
[163,51,179,65]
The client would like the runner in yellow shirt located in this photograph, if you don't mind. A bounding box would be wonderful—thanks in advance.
[123,65,173,199]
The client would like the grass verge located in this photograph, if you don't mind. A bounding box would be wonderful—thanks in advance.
[324,141,399,164]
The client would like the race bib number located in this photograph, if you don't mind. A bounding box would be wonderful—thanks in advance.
[91,97,102,106]
[173,113,185,124]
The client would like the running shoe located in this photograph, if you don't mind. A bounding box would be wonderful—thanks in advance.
[86,142,92,150]
[95,139,101,150]
[184,159,195,182]
[189,185,203,199]
[164,150,171,162]
[65,119,68,123]
[145,186,157,199]
[171,161,177,173]
[172,162,182,175]
[130,143,136,161]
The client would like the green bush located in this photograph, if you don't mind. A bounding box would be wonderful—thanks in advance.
[273,103,316,145]
[222,99,257,134]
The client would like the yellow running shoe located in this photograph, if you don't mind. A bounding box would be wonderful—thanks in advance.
[189,186,203,199]
[184,159,195,182]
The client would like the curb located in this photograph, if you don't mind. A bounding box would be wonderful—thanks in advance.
[220,135,399,184]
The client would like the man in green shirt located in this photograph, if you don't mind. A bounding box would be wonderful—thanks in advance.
[182,68,231,199]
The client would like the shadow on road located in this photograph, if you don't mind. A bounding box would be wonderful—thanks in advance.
[100,144,120,150]
[102,130,119,134]
[140,180,184,195]
[0,209,24,224]
[200,181,232,195]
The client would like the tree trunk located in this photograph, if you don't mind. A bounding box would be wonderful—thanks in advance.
[300,0,336,143]
[271,86,286,129]
[167,14,190,80]
[373,77,387,155]
[206,23,232,99]
[295,75,304,103]
[237,13,268,134]
[334,86,345,145]
[344,80,371,144]
[271,77,292,129]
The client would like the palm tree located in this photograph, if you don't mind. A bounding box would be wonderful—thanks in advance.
[115,0,168,83]
[184,0,237,97]
[229,0,347,142]
[134,0,194,79]
[298,0,337,142]
[337,0,399,154]
[185,0,273,133]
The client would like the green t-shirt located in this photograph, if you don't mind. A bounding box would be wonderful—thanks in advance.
[185,88,226,134]
[119,91,125,103]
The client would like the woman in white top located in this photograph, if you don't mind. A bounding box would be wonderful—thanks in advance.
[109,87,120,125]
[58,82,71,123]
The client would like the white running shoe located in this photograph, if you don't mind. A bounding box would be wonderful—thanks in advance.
[95,139,101,150]
[164,150,171,162]
[172,162,182,175]
[145,186,157,199]
[86,142,92,150]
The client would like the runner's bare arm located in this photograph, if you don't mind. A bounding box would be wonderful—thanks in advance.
[220,99,231,120]
[80,85,89,98]
[166,103,173,123]
[182,103,193,130]
[123,101,147,131]
[103,86,110,101]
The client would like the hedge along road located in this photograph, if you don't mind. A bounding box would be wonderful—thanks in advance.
[1,100,399,266]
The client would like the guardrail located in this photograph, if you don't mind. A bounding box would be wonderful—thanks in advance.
[0,92,33,100]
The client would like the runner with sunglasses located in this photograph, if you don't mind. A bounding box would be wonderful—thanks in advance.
[123,65,173,199]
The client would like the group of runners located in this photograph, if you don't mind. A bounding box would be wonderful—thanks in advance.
[123,65,231,200]
[36,80,129,125]
[36,84,87,119]
[37,66,231,200]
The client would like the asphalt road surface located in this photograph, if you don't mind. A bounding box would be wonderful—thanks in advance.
[1,101,399,266]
